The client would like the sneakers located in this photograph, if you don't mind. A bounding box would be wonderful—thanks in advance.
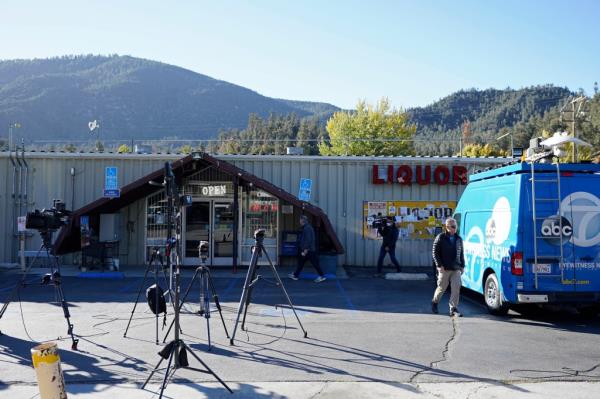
[450,307,463,317]
[288,273,299,281]
[314,276,327,283]
[431,302,439,314]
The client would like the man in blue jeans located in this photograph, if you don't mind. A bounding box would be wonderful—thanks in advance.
[375,216,401,277]
[289,215,327,283]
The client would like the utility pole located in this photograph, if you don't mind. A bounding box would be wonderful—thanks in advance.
[560,96,586,162]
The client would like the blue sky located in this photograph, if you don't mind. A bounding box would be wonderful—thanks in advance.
[1,0,599,109]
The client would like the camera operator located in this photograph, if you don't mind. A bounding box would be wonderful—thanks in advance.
[375,216,401,277]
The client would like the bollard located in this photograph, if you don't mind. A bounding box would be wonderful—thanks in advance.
[31,342,67,399]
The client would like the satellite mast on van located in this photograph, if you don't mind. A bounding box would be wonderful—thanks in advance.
[525,131,591,163]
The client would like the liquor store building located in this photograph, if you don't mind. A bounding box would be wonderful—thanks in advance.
[0,151,508,269]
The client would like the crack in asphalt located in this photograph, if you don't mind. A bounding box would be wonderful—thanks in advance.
[409,315,460,387]
[308,382,328,399]
[509,363,600,380]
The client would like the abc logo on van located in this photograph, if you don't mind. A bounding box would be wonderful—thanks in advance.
[540,215,572,246]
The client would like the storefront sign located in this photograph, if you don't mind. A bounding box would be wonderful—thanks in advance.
[201,185,227,196]
[372,164,468,185]
[363,200,456,240]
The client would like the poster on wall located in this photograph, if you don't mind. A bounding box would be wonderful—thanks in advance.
[363,200,456,240]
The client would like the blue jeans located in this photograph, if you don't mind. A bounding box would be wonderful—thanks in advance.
[377,245,400,273]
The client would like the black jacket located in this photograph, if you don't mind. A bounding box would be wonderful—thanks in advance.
[432,232,465,270]
[299,223,316,252]
[381,224,399,248]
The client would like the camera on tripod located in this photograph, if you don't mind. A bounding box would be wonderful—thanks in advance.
[25,199,71,232]
[254,228,266,242]
[198,241,209,263]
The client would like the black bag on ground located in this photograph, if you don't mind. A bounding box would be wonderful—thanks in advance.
[146,284,167,314]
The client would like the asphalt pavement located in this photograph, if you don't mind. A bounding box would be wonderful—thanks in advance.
[1,267,600,398]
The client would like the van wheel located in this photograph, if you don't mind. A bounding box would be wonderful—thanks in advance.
[484,273,509,316]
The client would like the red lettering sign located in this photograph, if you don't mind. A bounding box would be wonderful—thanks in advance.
[371,164,467,186]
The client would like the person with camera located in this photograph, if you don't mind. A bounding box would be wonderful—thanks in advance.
[289,215,326,283]
[431,217,465,317]
[375,216,401,277]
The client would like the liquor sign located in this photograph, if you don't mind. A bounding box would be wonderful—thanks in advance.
[372,164,468,186]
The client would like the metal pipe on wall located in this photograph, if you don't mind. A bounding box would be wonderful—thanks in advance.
[20,145,29,214]
[8,152,18,263]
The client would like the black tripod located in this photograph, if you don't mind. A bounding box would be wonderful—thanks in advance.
[0,230,79,350]
[229,229,307,345]
[124,247,175,344]
[142,162,231,397]
[163,248,230,350]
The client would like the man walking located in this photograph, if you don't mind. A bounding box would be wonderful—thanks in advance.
[375,216,401,277]
[431,217,465,317]
[289,215,327,283]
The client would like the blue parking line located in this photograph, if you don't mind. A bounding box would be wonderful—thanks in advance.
[118,278,143,293]
[220,278,238,300]
[335,279,357,315]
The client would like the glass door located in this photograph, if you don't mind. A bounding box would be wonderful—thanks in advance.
[212,202,234,265]
[184,202,210,265]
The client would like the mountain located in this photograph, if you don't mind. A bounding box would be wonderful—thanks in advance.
[408,86,573,135]
[0,55,339,142]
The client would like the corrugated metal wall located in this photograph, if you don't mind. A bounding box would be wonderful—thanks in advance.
[0,152,507,268]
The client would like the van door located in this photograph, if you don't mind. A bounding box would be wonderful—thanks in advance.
[559,174,600,293]
[524,170,575,292]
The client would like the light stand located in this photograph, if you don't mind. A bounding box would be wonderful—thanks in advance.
[124,247,175,344]
[229,229,307,346]
[0,229,79,350]
[162,241,230,350]
[141,162,232,397]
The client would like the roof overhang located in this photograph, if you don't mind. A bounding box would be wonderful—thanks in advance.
[53,152,344,255]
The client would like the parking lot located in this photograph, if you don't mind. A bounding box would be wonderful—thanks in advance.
[1,269,600,398]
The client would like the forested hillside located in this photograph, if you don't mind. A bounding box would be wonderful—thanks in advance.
[0,55,338,142]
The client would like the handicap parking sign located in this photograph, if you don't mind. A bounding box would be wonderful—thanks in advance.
[299,178,312,201]
[104,167,120,198]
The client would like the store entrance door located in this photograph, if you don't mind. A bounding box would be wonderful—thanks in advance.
[184,201,234,267]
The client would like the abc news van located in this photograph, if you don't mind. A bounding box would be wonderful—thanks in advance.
[455,158,600,316]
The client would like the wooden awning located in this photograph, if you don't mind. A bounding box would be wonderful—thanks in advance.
[53,152,343,255]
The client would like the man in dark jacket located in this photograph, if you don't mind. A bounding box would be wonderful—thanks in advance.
[431,217,465,317]
[289,215,326,283]
[375,216,401,276]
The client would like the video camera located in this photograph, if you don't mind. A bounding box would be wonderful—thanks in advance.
[371,216,389,231]
[26,199,71,232]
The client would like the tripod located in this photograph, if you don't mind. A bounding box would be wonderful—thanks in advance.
[163,259,230,350]
[229,229,307,346]
[124,247,175,344]
[142,162,231,397]
[0,230,79,350]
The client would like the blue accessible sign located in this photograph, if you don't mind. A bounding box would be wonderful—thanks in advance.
[298,178,312,201]
[104,166,120,198]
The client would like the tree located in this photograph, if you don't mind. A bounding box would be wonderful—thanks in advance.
[460,143,507,157]
[179,144,193,154]
[64,143,77,153]
[117,144,131,153]
[319,98,416,156]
